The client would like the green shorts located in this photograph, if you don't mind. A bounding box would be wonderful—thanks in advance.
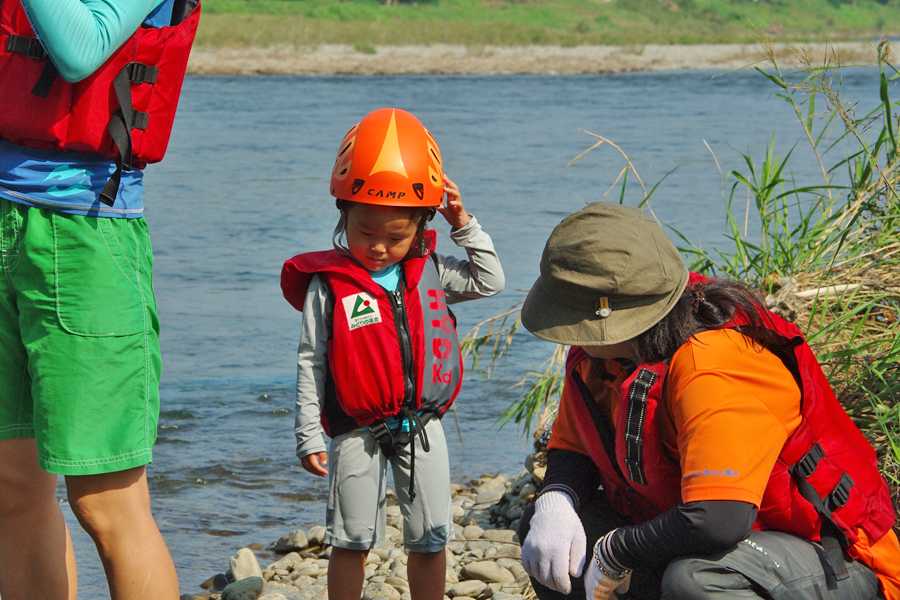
[0,198,161,475]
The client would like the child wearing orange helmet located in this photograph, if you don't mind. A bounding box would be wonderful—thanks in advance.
[281,108,505,600]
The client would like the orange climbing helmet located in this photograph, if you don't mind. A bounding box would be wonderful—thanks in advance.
[330,108,444,207]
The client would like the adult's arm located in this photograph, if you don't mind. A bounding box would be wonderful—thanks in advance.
[21,0,162,82]
[602,500,757,570]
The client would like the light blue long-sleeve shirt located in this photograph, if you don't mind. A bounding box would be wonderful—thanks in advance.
[21,0,165,82]
[0,0,172,217]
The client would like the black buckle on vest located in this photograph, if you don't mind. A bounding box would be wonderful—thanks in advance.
[126,62,159,85]
[7,35,47,60]
[791,443,824,479]
[368,421,398,459]
[827,473,854,512]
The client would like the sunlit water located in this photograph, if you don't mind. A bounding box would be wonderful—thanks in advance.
[55,67,890,597]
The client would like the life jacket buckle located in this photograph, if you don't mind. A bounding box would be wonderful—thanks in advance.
[827,473,854,512]
[25,37,46,60]
[791,443,824,480]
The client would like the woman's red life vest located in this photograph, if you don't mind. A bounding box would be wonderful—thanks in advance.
[565,289,896,565]
[0,0,200,204]
[281,232,463,437]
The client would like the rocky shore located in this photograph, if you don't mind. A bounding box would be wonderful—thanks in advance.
[183,454,547,600]
[185,41,884,76]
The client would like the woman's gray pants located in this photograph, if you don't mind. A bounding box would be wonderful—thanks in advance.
[519,494,883,600]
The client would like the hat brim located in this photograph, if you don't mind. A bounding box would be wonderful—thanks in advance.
[521,268,690,346]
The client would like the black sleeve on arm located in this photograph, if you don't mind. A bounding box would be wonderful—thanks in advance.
[540,448,601,511]
[607,500,757,568]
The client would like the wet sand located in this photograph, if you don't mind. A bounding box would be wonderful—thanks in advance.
[186,41,885,76]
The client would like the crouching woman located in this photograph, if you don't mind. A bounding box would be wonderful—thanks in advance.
[517,202,900,600]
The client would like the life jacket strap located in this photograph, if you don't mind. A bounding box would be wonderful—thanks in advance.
[99,62,158,206]
[623,368,657,486]
[5,34,57,98]
[6,34,46,59]
[789,443,852,581]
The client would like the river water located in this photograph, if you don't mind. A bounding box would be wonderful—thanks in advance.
[57,67,889,597]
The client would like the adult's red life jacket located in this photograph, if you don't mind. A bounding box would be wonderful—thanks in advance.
[0,0,200,205]
[565,279,896,572]
[281,232,463,438]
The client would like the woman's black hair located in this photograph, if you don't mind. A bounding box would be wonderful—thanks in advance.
[332,199,435,259]
[634,279,788,363]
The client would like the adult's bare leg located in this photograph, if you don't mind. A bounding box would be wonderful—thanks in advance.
[0,437,77,600]
[65,465,178,600]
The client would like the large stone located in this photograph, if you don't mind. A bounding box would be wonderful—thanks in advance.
[475,489,504,506]
[482,530,516,543]
[493,545,522,559]
[291,575,316,589]
[307,526,327,547]
[495,559,525,576]
[476,476,507,494]
[462,525,484,540]
[448,580,487,598]
[447,542,466,555]
[460,562,515,583]
[466,541,492,552]
[445,567,459,584]
[269,552,303,572]
[292,563,321,579]
[517,483,538,500]
[231,548,264,580]
[274,529,309,553]
[222,576,264,600]
[491,594,523,600]
[362,582,402,600]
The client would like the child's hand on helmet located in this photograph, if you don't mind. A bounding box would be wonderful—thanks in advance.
[301,452,328,477]
[437,174,470,230]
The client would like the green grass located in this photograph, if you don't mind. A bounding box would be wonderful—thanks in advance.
[195,0,900,48]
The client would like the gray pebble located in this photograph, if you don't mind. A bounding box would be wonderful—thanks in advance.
[231,548,263,581]
[222,576,264,600]
[273,529,309,553]
[460,561,515,583]
[482,530,516,543]
[448,580,487,598]
[307,526,327,547]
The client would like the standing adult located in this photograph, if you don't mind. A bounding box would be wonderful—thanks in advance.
[0,1,200,598]
[518,202,900,600]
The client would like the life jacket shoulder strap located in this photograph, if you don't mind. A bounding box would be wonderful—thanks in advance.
[789,442,854,580]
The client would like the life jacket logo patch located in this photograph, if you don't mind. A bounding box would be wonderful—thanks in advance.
[343,293,381,330]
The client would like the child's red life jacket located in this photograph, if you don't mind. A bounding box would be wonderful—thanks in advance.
[281,232,463,437]
[565,276,895,579]
[0,0,200,205]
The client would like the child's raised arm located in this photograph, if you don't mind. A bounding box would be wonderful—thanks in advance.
[436,174,470,230]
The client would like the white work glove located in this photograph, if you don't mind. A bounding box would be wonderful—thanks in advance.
[584,532,632,600]
[521,491,587,594]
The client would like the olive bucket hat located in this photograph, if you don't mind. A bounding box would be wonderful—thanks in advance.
[521,202,689,346]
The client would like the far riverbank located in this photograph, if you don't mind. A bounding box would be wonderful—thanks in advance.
[186,41,888,76]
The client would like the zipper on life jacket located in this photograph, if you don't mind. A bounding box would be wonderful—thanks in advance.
[388,287,428,502]
[389,289,417,406]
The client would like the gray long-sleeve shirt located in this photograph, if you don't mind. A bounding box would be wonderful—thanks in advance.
[294,215,504,459]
